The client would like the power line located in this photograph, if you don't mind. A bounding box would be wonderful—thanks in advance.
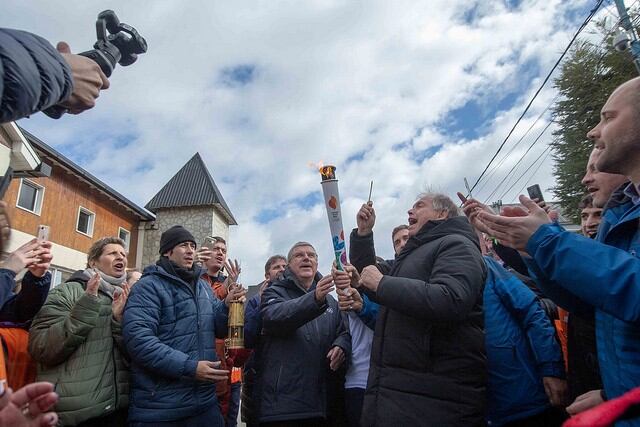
[500,144,552,202]
[512,147,553,202]
[468,0,605,196]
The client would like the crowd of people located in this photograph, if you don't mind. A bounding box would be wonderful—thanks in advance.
[1,23,640,427]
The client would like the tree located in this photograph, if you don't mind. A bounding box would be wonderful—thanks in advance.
[551,24,637,222]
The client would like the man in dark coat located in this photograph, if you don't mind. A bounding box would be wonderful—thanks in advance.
[353,193,486,426]
[257,242,351,426]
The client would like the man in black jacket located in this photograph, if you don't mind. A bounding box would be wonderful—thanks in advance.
[352,193,486,426]
[258,242,351,427]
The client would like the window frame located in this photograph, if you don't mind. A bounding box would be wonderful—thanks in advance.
[118,227,131,250]
[15,179,45,215]
[76,206,96,237]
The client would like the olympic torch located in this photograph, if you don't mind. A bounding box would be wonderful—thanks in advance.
[319,165,347,271]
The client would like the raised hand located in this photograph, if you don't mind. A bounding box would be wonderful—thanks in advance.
[356,202,376,236]
[314,275,335,304]
[28,241,53,278]
[85,273,100,297]
[359,265,383,292]
[224,283,247,306]
[112,283,130,322]
[224,259,241,287]
[2,240,41,274]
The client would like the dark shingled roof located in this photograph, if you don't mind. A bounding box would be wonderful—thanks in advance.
[145,153,237,225]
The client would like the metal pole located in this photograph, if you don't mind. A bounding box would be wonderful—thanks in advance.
[614,0,640,73]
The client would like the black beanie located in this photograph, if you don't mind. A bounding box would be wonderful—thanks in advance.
[159,225,196,255]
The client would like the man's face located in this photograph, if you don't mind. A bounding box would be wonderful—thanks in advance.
[205,241,227,273]
[288,245,318,281]
[265,258,286,281]
[587,80,640,179]
[407,197,446,237]
[581,149,627,208]
[580,207,603,239]
[166,241,196,269]
[392,228,409,255]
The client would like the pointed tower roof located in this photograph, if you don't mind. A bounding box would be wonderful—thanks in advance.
[145,153,237,225]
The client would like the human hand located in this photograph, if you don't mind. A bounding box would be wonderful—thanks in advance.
[0,381,59,426]
[359,266,383,292]
[85,273,100,297]
[458,193,495,235]
[331,264,360,290]
[0,202,10,251]
[315,275,335,304]
[2,240,41,274]
[224,283,247,306]
[566,389,605,416]
[56,42,109,114]
[476,195,551,252]
[543,376,569,407]
[195,248,213,264]
[27,241,53,278]
[356,203,376,236]
[338,287,363,312]
[224,259,241,287]
[327,346,345,371]
[195,361,229,383]
[112,283,130,322]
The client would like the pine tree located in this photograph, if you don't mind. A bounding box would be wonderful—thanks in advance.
[551,26,637,222]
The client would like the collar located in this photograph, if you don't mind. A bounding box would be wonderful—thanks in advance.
[623,182,640,206]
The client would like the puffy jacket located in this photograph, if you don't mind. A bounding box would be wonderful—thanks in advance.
[0,28,73,123]
[354,217,487,427]
[0,269,50,327]
[257,268,351,423]
[122,264,228,423]
[28,271,128,426]
[525,186,640,426]
[483,257,564,426]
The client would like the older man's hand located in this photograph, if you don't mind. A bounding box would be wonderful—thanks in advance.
[359,266,383,292]
[476,195,551,253]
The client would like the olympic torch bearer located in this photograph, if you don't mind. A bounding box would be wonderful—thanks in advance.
[319,165,348,271]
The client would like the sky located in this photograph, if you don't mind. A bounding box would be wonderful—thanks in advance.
[2,0,613,284]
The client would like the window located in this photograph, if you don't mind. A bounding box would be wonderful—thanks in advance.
[119,227,131,250]
[76,207,95,236]
[16,179,44,214]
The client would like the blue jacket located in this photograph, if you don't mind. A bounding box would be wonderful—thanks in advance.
[0,28,73,123]
[123,264,228,423]
[0,269,50,327]
[483,257,564,426]
[525,187,640,426]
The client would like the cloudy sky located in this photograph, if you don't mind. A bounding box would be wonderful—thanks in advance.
[3,0,609,284]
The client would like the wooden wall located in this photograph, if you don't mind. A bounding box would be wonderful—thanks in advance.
[4,165,141,267]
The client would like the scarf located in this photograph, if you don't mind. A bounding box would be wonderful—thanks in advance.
[83,267,126,299]
[156,256,198,287]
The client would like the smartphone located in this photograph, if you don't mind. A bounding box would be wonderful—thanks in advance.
[527,184,544,202]
[202,236,217,251]
[37,225,50,241]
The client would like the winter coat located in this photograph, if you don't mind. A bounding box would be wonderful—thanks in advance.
[483,256,564,426]
[356,216,487,427]
[525,186,640,426]
[28,271,129,426]
[0,28,73,123]
[257,268,351,423]
[0,269,50,327]
[122,264,228,423]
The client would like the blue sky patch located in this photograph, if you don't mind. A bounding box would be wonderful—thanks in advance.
[254,191,323,224]
[219,64,256,87]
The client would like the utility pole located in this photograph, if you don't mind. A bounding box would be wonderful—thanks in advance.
[614,0,640,73]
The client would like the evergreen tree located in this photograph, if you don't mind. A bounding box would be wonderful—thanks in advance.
[551,25,637,222]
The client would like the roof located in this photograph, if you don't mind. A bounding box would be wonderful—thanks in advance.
[145,153,237,225]
[20,128,155,221]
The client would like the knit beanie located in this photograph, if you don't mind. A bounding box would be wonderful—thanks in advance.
[159,225,196,255]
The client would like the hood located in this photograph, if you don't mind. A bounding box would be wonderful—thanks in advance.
[66,269,90,285]
[397,216,480,261]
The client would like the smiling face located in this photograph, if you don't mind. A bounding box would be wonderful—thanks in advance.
[407,196,447,237]
[166,241,196,269]
[92,243,127,277]
[288,245,318,282]
[205,241,227,274]
[587,78,640,182]
[581,149,628,208]
[580,206,603,239]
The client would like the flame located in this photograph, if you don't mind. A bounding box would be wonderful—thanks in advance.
[319,165,336,180]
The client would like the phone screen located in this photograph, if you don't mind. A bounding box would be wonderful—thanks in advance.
[527,184,544,202]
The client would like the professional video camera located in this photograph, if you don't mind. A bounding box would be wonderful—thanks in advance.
[45,10,148,118]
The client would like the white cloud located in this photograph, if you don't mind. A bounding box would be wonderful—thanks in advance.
[2,0,594,283]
